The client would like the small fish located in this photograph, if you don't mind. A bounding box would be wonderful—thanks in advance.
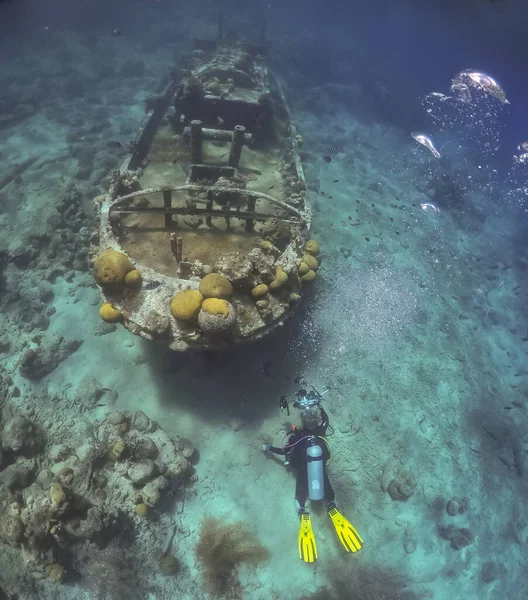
[111,29,122,36]
[333,179,339,183]
[266,185,274,191]
[144,280,162,290]
[504,406,514,411]
[420,202,441,215]
[262,360,275,377]
[411,132,441,158]
[107,140,123,149]
[326,146,341,156]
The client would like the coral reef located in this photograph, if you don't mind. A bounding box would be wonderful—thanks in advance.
[44,184,94,273]
[0,405,196,591]
[259,219,291,248]
[246,247,277,286]
[0,182,94,346]
[214,253,253,287]
[18,336,83,380]
[75,540,141,599]
[107,170,141,199]
[2,415,45,455]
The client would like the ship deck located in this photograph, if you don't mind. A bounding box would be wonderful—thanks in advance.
[119,121,287,272]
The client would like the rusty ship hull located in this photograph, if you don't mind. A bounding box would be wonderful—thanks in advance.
[91,38,318,352]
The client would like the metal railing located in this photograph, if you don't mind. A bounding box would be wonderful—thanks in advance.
[109,185,304,232]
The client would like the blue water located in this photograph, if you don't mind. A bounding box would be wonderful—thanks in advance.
[0,1,527,599]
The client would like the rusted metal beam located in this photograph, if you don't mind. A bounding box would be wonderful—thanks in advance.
[246,196,256,231]
[110,185,303,218]
[176,236,183,262]
[183,126,252,145]
[162,188,173,229]
[190,120,203,164]
[118,78,177,173]
[111,204,298,224]
[228,125,246,168]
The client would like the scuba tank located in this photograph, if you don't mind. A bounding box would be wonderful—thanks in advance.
[306,437,325,500]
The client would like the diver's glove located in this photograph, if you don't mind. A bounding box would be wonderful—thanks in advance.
[261,443,271,452]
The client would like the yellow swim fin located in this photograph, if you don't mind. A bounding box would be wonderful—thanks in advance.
[328,505,363,553]
[298,511,317,563]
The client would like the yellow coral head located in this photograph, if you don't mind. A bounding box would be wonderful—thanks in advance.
[304,240,320,255]
[170,289,204,321]
[93,248,135,290]
[136,503,149,517]
[202,298,230,317]
[99,303,122,323]
[199,273,233,299]
[125,269,142,288]
[251,284,269,298]
[50,482,66,505]
[269,265,288,291]
[302,254,318,271]
[300,270,316,282]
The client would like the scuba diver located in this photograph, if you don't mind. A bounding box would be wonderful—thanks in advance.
[262,378,363,563]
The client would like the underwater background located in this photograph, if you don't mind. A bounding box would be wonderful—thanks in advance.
[1,0,528,598]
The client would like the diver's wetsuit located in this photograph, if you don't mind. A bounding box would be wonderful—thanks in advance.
[268,408,335,508]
